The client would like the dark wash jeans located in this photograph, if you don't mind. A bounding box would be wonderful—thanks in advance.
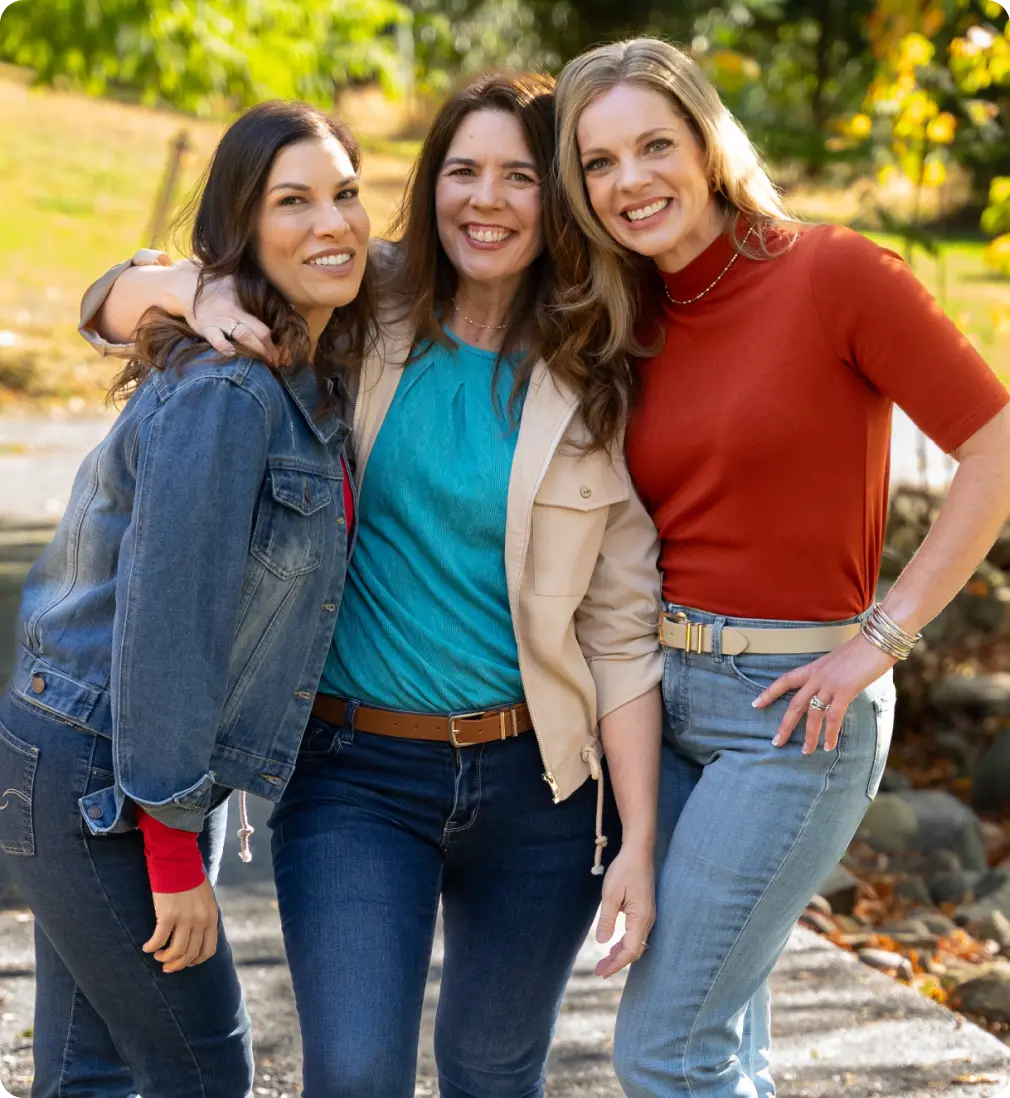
[269,710,619,1098]
[0,692,253,1098]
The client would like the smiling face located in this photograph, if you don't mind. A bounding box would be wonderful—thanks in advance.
[577,82,724,272]
[434,108,544,297]
[255,134,370,334]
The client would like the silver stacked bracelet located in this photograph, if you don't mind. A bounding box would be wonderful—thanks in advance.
[861,603,922,660]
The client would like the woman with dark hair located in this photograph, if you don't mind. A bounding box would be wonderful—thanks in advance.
[0,99,371,1095]
[80,73,663,1098]
[554,38,1010,1098]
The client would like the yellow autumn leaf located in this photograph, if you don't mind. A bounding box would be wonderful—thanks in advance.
[922,158,947,187]
[847,113,873,139]
[927,112,956,144]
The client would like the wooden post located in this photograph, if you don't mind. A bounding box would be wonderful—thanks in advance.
[144,130,191,250]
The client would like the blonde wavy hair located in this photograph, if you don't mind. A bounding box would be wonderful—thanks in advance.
[555,37,799,360]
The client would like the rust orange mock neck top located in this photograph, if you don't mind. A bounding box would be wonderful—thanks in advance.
[624,223,1009,622]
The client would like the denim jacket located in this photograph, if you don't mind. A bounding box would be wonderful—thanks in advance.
[9,349,349,835]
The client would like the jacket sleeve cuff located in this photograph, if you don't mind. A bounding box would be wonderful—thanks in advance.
[79,248,172,359]
[136,807,206,893]
[589,649,664,721]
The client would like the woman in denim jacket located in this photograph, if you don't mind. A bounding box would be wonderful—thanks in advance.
[0,100,372,1096]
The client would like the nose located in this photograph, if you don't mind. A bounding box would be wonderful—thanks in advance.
[616,155,650,192]
[314,202,351,239]
[471,171,504,209]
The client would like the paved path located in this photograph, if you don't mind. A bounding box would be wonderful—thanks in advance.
[1,410,1008,1097]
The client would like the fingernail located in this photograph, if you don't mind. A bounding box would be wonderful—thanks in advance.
[772,736,783,747]
[802,746,812,755]
[752,699,761,708]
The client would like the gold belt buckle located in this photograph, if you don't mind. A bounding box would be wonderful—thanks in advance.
[448,710,485,748]
[673,611,705,654]
[449,707,519,747]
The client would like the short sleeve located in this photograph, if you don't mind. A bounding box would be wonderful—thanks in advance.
[809,226,1008,454]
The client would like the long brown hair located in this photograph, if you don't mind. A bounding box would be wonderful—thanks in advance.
[386,72,634,451]
[110,100,377,404]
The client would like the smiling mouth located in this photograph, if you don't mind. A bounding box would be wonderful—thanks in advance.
[463,225,516,244]
[305,252,354,268]
[621,199,672,223]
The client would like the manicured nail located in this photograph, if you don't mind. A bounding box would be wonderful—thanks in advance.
[752,699,761,708]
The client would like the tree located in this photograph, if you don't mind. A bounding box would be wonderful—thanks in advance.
[0,0,409,114]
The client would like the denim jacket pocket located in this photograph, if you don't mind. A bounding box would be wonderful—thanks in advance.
[0,718,39,856]
[251,464,336,579]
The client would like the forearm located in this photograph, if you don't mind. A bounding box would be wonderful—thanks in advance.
[91,261,191,344]
[884,407,1010,633]
[598,685,662,850]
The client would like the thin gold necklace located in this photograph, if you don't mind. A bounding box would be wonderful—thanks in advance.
[663,226,755,307]
[453,299,508,331]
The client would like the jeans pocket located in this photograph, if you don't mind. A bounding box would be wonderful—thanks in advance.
[866,676,895,800]
[297,716,346,760]
[0,717,39,856]
[726,653,803,699]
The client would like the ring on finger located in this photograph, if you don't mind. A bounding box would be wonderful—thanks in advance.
[809,695,830,712]
[226,321,239,340]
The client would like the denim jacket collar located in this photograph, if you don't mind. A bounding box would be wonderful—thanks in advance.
[279,365,347,445]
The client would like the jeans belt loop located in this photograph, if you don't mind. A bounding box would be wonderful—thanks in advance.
[342,698,360,745]
[711,617,728,663]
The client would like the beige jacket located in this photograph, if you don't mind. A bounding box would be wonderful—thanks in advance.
[80,255,663,806]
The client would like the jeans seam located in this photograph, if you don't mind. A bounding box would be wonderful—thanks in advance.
[680,744,844,1093]
[56,983,81,1098]
[444,747,483,838]
[79,828,208,1096]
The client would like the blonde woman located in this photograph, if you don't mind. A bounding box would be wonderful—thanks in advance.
[554,37,1010,1098]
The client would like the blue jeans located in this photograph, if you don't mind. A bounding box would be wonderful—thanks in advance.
[269,712,619,1098]
[614,607,894,1098]
[0,692,253,1098]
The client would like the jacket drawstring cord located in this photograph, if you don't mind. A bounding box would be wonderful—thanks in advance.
[581,744,607,876]
[237,791,254,863]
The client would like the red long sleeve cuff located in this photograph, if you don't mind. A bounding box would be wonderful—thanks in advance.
[135,807,206,893]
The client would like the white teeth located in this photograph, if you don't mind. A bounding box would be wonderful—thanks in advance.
[625,199,670,222]
[466,227,513,243]
[307,253,351,267]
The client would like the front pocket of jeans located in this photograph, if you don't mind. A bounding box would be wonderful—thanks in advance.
[726,654,801,699]
[0,719,39,856]
[251,465,337,580]
[866,677,895,799]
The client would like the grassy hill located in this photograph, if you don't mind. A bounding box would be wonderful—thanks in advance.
[0,67,1007,412]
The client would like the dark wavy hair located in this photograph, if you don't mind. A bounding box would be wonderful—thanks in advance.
[110,100,377,404]
[385,72,634,451]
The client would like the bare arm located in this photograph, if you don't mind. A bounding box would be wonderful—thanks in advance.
[759,403,1010,751]
[84,255,277,361]
[594,685,662,978]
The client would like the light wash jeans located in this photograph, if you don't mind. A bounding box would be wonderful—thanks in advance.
[614,606,894,1098]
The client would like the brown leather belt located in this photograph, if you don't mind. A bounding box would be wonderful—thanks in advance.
[311,695,533,748]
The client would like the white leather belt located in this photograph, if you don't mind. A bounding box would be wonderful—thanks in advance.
[658,612,861,656]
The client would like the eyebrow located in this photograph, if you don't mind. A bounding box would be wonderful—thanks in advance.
[266,177,358,194]
[580,127,673,157]
[443,157,538,171]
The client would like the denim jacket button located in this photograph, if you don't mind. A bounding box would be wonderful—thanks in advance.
[87,805,104,819]
[294,690,313,701]
[262,774,283,786]
[322,603,336,612]
[31,674,45,693]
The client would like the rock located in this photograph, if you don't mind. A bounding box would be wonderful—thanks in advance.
[972,730,1010,814]
[975,870,1010,903]
[933,729,979,768]
[952,965,1010,1023]
[799,910,837,936]
[806,894,833,917]
[858,948,913,980]
[981,820,1007,862]
[815,865,860,916]
[877,767,913,793]
[930,673,1010,716]
[838,931,874,949]
[961,909,1010,953]
[879,919,938,951]
[855,794,918,856]
[988,519,1010,570]
[957,876,1010,926]
[895,875,933,908]
[925,849,964,875]
[929,870,981,906]
[896,791,988,872]
[921,912,959,937]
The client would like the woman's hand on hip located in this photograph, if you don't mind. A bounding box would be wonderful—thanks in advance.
[753,635,896,754]
[594,843,656,979]
[177,263,280,365]
[143,877,219,973]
